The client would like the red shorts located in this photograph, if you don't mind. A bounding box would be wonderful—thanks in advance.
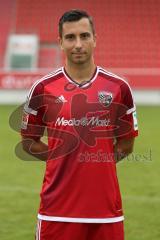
[35,219,124,240]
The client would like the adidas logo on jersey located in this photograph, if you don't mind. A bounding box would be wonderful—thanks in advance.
[55,95,67,103]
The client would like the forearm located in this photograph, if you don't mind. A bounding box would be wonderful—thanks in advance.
[114,137,135,163]
[22,137,48,161]
[114,144,131,163]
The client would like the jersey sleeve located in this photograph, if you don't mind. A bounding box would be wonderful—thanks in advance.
[116,81,138,140]
[21,82,46,140]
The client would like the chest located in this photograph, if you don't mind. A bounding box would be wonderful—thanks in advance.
[43,77,121,123]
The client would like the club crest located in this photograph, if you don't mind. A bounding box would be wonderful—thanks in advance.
[98,91,113,107]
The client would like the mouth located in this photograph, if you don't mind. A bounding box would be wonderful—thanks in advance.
[72,53,86,58]
[72,52,86,55]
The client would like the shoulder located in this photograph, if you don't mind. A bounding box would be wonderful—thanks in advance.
[31,67,63,89]
[98,67,129,86]
[28,67,63,99]
[98,66,133,95]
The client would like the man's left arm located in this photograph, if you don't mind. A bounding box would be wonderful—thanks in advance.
[114,137,135,163]
[114,80,138,163]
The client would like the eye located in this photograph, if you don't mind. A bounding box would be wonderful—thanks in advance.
[81,33,91,39]
[65,34,75,40]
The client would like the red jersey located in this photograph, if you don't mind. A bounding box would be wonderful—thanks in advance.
[21,66,138,223]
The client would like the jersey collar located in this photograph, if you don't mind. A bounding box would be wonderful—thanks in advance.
[62,66,99,88]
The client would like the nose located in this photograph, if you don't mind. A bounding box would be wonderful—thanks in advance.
[75,37,82,49]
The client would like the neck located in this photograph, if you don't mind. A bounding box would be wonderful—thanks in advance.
[64,59,96,84]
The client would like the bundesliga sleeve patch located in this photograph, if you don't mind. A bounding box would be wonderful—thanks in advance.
[133,111,138,130]
[21,111,29,129]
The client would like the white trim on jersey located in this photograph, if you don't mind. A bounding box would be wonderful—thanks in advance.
[24,103,38,116]
[23,68,63,118]
[28,67,63,101]
[35,221,38,240]
[126,106,136,115]
[98,67,136,115]
[98,66,126,82]
[36,219,42,240]
[39,220,42,240]
[38,214,124,223]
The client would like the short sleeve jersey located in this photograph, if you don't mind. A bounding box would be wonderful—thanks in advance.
[21,66,138,223]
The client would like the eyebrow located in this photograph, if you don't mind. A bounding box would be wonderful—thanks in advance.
[64,33,74,38]
[64,32,91,38]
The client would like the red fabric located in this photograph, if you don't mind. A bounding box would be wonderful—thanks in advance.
[36,220,124,240]
[21,67,138,221]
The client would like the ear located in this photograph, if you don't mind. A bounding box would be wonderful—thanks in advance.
[93,34,97,48]
[58,37,64,50]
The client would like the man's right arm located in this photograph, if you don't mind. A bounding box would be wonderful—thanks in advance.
[21,136,48,161]
[21,80,48,161]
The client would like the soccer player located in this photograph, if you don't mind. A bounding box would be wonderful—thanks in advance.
[21,9,138,240]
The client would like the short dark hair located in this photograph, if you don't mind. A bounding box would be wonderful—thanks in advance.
[59,9,95,38]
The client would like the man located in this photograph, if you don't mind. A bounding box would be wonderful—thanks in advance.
[21,9,138,240]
